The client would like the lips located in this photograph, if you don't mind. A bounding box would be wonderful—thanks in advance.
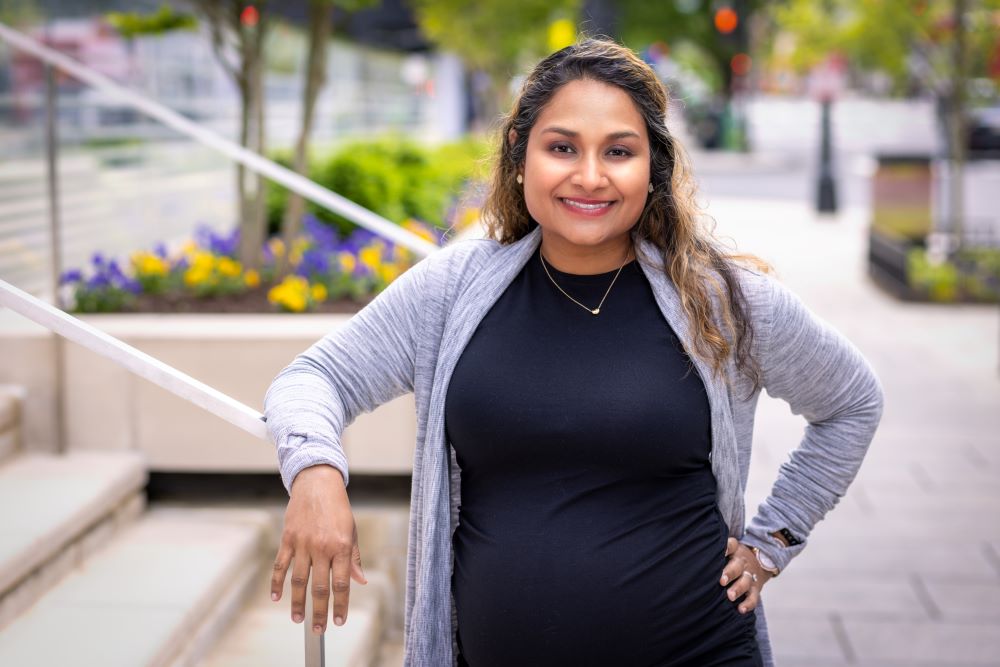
[559,197,616,216]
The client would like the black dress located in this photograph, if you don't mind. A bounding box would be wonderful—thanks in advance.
[444,245,762,667]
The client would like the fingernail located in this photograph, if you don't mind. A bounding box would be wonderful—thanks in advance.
[720,575,728,585]
[313,625,323,634]
[271,593,278,601]
[739,606,746,613]
[293,613,303,623]
[728,591,736,600]
[334,616,344,626]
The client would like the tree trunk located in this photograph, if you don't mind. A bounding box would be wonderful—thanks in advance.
[277,0,333,278]
[947,0,968,253]
[235,1,269,272]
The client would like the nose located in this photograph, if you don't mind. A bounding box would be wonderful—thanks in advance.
[570,152,608,192]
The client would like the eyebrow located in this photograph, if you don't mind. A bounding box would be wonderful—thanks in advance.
[540,126,641,141]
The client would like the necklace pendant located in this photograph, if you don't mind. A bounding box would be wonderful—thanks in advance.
[591,308,600,315]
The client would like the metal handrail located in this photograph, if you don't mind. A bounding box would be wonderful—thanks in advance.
[0,20,450,666]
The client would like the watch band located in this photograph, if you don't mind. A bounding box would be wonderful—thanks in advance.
[751,546,780,577]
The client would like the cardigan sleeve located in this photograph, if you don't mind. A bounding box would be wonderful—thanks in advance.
[263,250,435,494]
[740,273,885,573]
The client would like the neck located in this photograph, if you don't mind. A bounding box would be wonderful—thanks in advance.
[538,234,634,275]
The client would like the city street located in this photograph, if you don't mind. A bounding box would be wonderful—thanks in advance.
[706,194,1000,666]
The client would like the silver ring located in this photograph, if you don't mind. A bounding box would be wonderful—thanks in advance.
[740,570,757,583]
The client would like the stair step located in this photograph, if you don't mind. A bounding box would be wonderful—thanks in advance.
[201,566,393,667]
[0,450,147,624]
[0,506,271,667]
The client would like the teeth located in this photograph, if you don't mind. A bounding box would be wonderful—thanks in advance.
[562,199,611,210]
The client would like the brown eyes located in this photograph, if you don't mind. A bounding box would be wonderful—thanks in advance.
[548,144,634,157]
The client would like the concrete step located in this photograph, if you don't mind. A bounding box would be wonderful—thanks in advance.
[0,450,147,628]
[0,506,271,667]
[200,566,393,667]
[0,384,24,464]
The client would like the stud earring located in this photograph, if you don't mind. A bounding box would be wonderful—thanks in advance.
[648,182,654,193]
[516,174,523,185]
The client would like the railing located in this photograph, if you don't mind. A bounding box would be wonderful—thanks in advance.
[0,20,444,666]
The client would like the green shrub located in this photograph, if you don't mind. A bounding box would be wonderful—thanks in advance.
[266,135,490,238]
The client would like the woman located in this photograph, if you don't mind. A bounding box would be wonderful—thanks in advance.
[264,38,884,666]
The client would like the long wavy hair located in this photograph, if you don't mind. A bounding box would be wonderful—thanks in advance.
[482,37,774,395]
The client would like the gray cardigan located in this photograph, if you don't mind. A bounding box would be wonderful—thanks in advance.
[263,225,884,666]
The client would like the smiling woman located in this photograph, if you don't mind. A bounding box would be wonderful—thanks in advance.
[264,36,884,667]
[518,79,651,275]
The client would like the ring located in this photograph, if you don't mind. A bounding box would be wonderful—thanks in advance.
[740,570,758,583]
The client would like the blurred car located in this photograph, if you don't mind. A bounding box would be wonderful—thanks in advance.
[968,106,1000,155]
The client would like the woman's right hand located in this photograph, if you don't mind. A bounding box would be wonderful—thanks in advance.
[271,464,368,634]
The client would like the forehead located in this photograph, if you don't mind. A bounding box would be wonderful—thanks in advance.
[532,78,647,138]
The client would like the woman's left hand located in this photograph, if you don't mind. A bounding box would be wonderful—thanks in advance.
[719,537,774,614]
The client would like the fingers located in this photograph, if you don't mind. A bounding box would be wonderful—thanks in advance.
[737,580,761,614]
[351,537,368,585]
[331,549,352,627]
[719,551,747,586]
[310,558,332,634]
[271,540,293,602]
[289,552,311,624]
[725,537,738,557]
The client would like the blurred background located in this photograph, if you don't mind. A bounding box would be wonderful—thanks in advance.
[0,1,997,665]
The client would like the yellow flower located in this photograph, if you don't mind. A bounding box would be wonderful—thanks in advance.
[292,237,311,254]
[337,252,356,274]
[244,269,260,288]
[191,251,215,270]
[131,251,169,277]
[268,238,286,257]
[184,266,211,287]
[267,275,310,312]
[378,263,401,284]
[289,248,303,267]
[359,245,382,270]
[310,283,327,302]
[403,218,438,242]
[218,257,241,277]
[180,240,198,257]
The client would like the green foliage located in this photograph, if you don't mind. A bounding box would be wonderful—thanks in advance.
[766,0,1000,94]
[907,246,1000,302]
[266,136,490,237]
[106,4,198,38]
[409,0,581,80]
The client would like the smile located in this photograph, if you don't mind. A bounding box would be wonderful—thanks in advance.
[559,198,615,215]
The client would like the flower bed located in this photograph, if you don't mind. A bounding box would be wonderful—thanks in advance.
[58,215,448,314]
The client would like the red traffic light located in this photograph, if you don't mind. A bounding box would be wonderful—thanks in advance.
[714,7,738,34]
[240,5,259,28]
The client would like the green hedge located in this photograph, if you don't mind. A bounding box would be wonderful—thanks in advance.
[266,135,489,238]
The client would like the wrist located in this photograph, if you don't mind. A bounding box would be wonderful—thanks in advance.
[750,545,781,577]
[291,464,345,493]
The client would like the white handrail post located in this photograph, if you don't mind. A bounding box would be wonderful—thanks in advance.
[304,571,324,667]
[44,61,69,454]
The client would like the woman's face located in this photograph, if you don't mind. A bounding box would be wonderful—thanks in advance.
[521,78,650,261]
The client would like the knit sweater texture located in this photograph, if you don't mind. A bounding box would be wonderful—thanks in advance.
[263,224,885,667]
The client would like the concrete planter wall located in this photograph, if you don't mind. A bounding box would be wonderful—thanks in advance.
[0,312,415,475]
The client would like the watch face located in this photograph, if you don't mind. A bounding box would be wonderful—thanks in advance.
[757,551,777,570]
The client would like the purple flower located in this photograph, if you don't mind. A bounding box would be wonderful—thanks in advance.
[303,214,339,251]
[296,248,331,277]
[122,278,142,294]
[195,224,240,257]
[91,252,105,267]
[87,274,110,289]
[153,242,168,259]
[60,269,83,284]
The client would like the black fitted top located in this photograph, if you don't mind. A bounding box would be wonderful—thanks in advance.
[444,245,761,666]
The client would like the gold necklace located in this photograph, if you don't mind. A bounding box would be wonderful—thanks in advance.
[539,247,633,316]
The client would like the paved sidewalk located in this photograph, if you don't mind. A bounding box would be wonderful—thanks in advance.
[707,197,1000,666]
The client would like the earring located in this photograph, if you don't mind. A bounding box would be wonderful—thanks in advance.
[516,174,523,185]
[648,182,654,193]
